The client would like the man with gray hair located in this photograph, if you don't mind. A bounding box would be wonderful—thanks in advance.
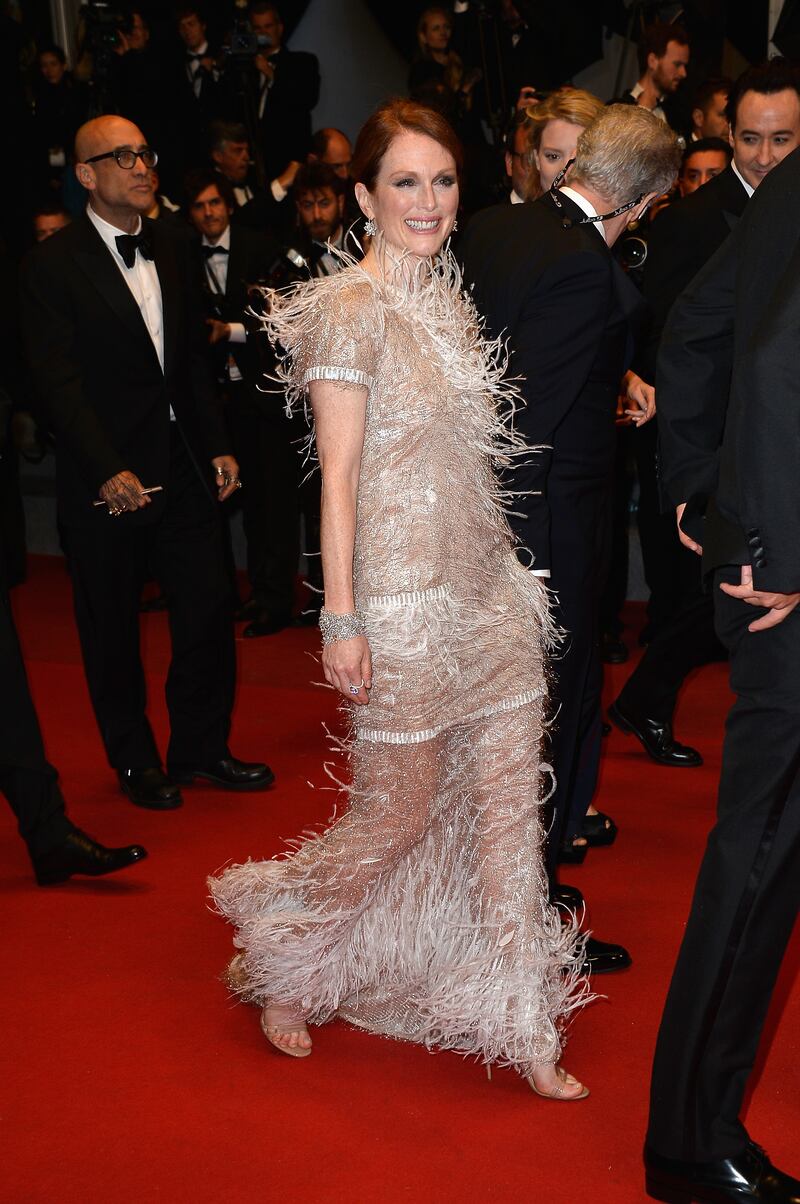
[461,105,681,972]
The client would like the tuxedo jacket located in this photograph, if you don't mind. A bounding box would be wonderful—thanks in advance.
[199,223,281,388]
[460,193,644,571]
[19,214,228,529]
[657,147,800,592]
[637,166,749,380]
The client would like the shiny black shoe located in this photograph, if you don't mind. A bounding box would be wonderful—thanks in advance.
[601,631,629,664]
[609,699,703,767]
[118,767,183,810]
[550,884,585,913]
[171,757,275,791]
[242,611,291,638]
[33,828,147,886]
[581,936,632,975]
[581,810,618,847]
[645,1141,800,1203]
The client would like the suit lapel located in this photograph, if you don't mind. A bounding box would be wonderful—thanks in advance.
[149,219,179,379]
[71,215,161,370]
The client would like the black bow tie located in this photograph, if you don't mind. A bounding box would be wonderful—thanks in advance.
[203,244,229,258]
[187,51,204,61]
[115,231,153,269]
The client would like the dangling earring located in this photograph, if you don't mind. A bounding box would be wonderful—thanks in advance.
[364,217,377,237]
[451,219,458,232]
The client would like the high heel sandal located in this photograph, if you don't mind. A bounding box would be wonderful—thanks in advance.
[260,1004,313,1059]
[527,1066,589,1101]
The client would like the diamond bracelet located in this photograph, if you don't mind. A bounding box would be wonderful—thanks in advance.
[318,608,365,646]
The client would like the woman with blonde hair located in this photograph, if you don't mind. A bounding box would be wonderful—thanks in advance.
[523,88,606,200]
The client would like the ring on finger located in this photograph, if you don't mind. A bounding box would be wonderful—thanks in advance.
[348,679,365,696]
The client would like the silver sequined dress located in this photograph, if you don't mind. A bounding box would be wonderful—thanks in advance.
[208,248,587,1072]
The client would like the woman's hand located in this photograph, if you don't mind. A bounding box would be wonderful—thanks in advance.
[322,635,373,706]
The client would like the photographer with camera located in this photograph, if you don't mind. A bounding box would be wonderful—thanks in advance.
[246,3,319,181]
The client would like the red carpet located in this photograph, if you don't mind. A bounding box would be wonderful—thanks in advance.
[2,555,798,1203]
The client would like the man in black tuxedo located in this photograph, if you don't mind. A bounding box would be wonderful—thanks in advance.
[210,120,298,239]
[611,59,800,767]
[611,20,690,136]
[644,146,800,1204]
[185,169,295,640]
[248,2,320,181]
[20,116,273,809]
[461,106,681,973]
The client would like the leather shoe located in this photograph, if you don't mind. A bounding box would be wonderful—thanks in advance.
[243,611,291,638]
[33,828,147,886]
[645,1141,800,1202]
[601,631,629,664]
[235,596,262,621]
[171,757,275,791]
[551,884,585,912]
[581,936,632,975]
[609,698,703,767]
[118,767,182,810]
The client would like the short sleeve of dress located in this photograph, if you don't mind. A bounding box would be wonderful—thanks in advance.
[262,271,383,409]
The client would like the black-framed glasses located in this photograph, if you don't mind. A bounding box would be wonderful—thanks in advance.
[85,146,158,169]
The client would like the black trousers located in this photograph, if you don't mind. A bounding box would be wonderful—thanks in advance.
[64,428,236,771]
[617,586,726,723]
[545,459,613,873]
[226,384,300,618]
[0,581,72,857]
[647,565,800,1162]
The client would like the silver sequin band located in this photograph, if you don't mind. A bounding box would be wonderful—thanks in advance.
[304,366,374,390]
[319,608,366,646]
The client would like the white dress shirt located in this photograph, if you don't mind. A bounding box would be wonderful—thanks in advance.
[187,40,209,97]
[630,81,667,124]
[510,189,524,205]
[87,204,166,370]
[731,160,755,199]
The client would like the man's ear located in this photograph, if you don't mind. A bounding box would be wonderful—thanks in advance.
[75,162,95,191]
[646,51,659,76]
[691,106,703,132]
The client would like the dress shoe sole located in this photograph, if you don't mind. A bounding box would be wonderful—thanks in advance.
[608,704,703,768]
[645,1169,737,1203]
[582,954,633,975]
[172,768,275,791]
[119,783,183,810]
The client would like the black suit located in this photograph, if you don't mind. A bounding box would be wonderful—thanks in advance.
[254,48,320,179]
[617,168,750,722]
[200,223,299,619]
[647,147,800,1163]
[461,193,644,866]
[20,213,236,773]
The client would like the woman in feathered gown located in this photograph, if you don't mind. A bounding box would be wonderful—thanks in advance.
[208,99,590,1099]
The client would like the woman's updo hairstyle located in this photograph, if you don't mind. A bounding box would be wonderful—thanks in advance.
[351,98,463,192]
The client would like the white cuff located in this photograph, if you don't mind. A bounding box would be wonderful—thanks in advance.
[271,178,288,203]
[228,322,246,344]
[530,569,551,578]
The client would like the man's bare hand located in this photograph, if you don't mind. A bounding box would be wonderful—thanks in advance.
[206,318,231,345]
[99,470,151,514]
[277,160,302,191]
[623,370,656,425]
[676,502,702,555]
[719,564,800,632]
[211,454,241,502]
[254,53,274,82]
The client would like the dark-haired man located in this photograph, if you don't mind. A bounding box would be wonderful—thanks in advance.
[504,109,536,204]
[677,136,731,196]
[613,22,690,130]
[291,161,347,272]
[248,2,320,180]
[690,76,732,141]
[209,119,296,236]
[610,58,800,765]
[32,202,71,242]
[184,169,291,639]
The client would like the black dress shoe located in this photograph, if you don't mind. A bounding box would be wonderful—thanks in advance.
[609,699,703,767]
[171,757,275,791]
[581,810,618,847]
[235,596,262,622]
[645,1141,800,1203]
[118,767,183,810]
[601,631,629,664]
[550,884,585,913]
[558,837,589,865]
[581,936,632,975]
[33,829,147,886]
[242,611,291,638]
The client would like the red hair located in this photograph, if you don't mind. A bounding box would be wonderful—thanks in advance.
[351,98,463,191]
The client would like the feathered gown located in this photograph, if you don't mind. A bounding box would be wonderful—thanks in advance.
[208,248,588,1073]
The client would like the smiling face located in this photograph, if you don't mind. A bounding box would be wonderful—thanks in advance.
[534,117,582,192]
[355,130,458,258]
[731,88,800,190]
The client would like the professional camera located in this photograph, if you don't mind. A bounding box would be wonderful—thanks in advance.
[80,0,126,114]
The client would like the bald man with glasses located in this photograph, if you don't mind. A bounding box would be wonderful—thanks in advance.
[20,115,273,811]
